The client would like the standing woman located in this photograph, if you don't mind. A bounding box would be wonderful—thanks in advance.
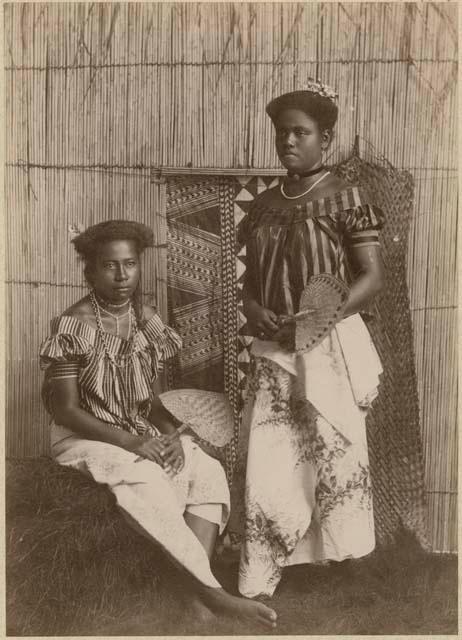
[236,81,385,598]
[39,220,277,627]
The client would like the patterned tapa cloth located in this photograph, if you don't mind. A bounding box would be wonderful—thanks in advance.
[166,176,234,392]
[165,176,242,479]
[39,313,230,589]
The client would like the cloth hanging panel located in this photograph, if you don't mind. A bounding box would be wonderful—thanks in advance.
[166,176,223,391]
[166,176,239,402]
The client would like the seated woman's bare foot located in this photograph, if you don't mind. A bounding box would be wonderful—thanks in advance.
[200,587,277,629]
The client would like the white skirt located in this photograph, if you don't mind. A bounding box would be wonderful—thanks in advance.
[51,423,230,589]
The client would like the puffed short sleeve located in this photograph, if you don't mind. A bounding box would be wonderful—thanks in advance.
[40,335,94,381]
[343,204,385,248]
[141,313,182,376]
[39,316,95,380]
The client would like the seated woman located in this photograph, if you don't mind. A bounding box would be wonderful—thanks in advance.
[39,220,277,628]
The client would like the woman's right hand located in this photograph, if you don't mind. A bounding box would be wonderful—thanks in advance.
[245,300,279,340]
[272,315,296,350]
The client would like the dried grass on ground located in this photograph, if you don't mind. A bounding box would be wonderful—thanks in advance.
[6,457,457,636]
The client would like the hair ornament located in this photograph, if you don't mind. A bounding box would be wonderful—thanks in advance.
[68,223,86,242]
[303,78,338,102]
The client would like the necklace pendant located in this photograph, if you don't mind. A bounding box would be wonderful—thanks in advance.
[90,290,137,366]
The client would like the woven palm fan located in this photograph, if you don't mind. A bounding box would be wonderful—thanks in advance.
[159,389,234,461]
[294,273,349,353]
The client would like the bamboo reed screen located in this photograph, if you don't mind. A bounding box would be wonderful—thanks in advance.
[4,3,457,553]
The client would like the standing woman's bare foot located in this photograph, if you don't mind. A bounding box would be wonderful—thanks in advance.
[199,586,277,629]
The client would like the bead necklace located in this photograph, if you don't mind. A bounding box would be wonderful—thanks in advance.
[280,171,330,200]
[90,290,138,367]
[93,297,131,336]
[94,293,130,310]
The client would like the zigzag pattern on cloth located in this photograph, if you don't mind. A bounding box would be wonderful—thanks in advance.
[166,176,225,392]
[172,298,223,372]
[233,176,279,405]
[167,189,219,220]
[167,224,222,295]
[219,178,241,482]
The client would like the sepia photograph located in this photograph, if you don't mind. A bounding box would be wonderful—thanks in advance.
[4,1,458,636]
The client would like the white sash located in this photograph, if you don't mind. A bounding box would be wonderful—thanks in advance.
[251,314,383,444]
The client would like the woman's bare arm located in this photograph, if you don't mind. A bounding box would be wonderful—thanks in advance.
[50,377,137,447]
[242,281,279,337]
[148,395,182,437]
[50,377,166,464]
[343,244,384,316]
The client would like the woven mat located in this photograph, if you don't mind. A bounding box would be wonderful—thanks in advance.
[332,153,428,547]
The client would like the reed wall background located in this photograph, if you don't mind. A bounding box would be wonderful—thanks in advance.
[5,2,457,552]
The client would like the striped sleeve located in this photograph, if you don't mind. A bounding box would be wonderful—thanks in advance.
[142,314,182,376]
[344,204,384,248]
[39,332,93,370]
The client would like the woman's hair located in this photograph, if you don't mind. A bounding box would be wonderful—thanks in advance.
[72,220,154,259]
[72,220,155,328]
[266,90,338,133]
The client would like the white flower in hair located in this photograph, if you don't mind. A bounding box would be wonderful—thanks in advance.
[303,77,338,101]
[68,223,86,241]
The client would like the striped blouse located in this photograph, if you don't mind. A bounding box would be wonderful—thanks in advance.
[39,313,182,436]
[238,185,384,316]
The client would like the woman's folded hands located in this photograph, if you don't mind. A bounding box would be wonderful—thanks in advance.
[126,432,185,476]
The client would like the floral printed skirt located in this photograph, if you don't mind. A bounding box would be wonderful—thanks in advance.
[235,356,375,598]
